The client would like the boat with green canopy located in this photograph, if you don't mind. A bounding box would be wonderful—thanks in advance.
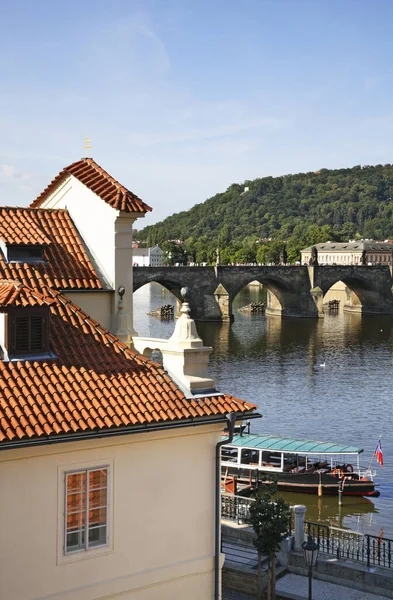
[221,431,380,497]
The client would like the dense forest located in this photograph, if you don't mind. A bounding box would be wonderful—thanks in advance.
[136,164,393,265]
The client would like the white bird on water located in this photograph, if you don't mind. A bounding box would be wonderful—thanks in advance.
[319,362,326,368]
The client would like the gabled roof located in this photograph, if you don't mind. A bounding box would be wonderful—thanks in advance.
[30,157,152,214]
[0,207,104,292]
[0,280,56,308]
[0,285,257,446]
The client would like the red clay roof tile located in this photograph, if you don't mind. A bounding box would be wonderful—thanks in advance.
[0,208,104,292]
[30,158,152,214]
[0,285,256,445]
[0,280,56,308]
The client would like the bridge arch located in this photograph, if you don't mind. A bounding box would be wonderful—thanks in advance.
[317,266,393,315]
[220,267,318,319]
[132,265,393,321]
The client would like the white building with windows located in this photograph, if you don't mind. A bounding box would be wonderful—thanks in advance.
[133,245,164,267]
[0,157,259,600]
[301,240,393,265]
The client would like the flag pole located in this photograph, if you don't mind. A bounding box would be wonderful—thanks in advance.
[367,434,382,471]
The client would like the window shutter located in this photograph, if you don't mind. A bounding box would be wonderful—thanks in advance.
[8,310,48,357]
[14,316,30,354]
[30,316,44,351]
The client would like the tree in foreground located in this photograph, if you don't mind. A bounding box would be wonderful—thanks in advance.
[249,478,291,600]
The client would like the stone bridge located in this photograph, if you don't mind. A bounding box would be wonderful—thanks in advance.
[132,265,393,321]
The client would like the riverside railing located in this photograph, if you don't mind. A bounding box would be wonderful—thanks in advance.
[221,493,294,534]
[221,493,254,524]
[306,521,393,570]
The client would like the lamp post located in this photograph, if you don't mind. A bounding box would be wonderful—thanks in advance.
[302,534,319,600]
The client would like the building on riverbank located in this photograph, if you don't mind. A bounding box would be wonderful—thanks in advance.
[0,156,259,600]
[301,240,393,265]
[133,244,164,266]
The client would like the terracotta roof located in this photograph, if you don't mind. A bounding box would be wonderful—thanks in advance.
[0,207,104,292]
[30,158,152,214]
[0,280,56,308]
[0,287,256,445]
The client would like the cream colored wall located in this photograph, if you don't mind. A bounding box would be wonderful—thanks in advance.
[63,291,113,331]
[0,424,222,600]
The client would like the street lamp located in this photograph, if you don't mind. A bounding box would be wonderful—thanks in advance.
[302,534,319,600]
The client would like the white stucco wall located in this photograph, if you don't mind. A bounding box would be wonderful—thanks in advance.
[34,174,145,338]
[63,291,113,331]
[38,175,117,287]
[133,252,149,267]
[0,424,221,600]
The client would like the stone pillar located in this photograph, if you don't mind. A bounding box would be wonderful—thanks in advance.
[294,505,306,551]
[114,214,139,340]
[213,283,233,322]
[310,286,324,318]
[115,296,133,346]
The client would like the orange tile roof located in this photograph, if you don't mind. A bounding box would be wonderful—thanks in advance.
[0,287,257,445]
[0,280,56,308]
[30,158,152,214]
[0,208,104,292]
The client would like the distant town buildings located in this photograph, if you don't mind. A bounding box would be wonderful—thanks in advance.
[133,244,164,266]
[301,240,393,265]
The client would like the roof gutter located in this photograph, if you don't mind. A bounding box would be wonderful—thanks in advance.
[215,413,237,600]
[0,411,261,452]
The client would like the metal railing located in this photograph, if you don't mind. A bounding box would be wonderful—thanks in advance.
[222,493,254,524]
[221,493,294,534]
[306,521,393,570]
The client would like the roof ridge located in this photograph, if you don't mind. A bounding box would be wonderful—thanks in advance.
[30,158,152,213]
[0,206,68,213]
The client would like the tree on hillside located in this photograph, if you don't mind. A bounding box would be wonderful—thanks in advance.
[249,479,291,600]
[161,241,187,266]
[137,163,393,260]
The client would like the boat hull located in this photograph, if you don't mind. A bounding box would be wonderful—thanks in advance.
[222,467,379,497]
[274,475,379,497]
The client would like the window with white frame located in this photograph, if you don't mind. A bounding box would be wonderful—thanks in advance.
[65,467,108,554]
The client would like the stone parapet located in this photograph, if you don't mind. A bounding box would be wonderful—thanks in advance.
[288,551,393,599]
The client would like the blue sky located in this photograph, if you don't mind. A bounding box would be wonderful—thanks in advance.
[1,0,393,225]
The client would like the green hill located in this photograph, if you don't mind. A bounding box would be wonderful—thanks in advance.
[137,164,393,264]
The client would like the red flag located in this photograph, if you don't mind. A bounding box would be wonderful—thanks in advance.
[375,439,384,467]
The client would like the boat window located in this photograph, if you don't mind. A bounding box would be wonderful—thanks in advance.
[261,451,282,467]
[221,447,238,463]
[240,449,259,465]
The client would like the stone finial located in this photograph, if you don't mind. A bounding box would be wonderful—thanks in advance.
[168,302,203,348]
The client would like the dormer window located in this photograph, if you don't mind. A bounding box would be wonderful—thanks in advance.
[7,308,49,357]
[7,245,44,263]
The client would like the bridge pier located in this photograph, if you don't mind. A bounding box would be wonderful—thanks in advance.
[132,265,393,322]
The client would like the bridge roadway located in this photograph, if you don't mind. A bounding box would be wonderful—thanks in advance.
[132,265,393,322]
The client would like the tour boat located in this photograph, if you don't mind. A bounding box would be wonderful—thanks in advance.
[221,432,380,497]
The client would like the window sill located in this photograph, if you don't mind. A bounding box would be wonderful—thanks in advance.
[57,543,114,566]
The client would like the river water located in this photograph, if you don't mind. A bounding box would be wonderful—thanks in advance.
[134,283,393,539]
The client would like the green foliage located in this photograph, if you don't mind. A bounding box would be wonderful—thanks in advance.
[249,475,290,556]
[249,492,291,557]
[161,241,187,265]
[249,476,291,600]
[138,164,393,263]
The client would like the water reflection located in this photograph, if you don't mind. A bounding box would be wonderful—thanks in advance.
[278,492,378,535]
[134,282,393,538]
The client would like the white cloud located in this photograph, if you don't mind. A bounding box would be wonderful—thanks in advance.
[127,117,286,147]
[83,13,171,85]
[0,164,34,194]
